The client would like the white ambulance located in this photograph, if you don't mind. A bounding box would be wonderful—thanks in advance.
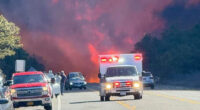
[98,53,143,101]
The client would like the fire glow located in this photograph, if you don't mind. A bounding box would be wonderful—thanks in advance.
[2,0,196,82]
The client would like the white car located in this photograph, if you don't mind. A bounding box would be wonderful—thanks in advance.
[142,71,154,89]
[45,73,61,98]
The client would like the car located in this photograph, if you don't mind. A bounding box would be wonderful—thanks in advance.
[65,72,87,90]
[10,71,53,110]
[142,71,155,89]
[44,71,61,98]
[0,77,13,110]
[0,90,13,110]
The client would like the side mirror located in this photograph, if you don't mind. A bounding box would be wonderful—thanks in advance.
[51,78,55,84]
[0,98,9,104]
[3,80,12,87]
[98,73,101,79]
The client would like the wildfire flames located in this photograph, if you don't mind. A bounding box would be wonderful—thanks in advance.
[0,0,199,82]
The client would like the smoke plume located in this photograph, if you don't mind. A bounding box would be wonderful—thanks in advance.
[1,0,199,82]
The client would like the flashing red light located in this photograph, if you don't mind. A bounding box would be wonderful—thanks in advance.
[126,81,132,87]
[113,82,120,88]
[112,56,119,62]
[134,54,142,61]
[108,58,113,62]
[100,56,119,63]
[101,58,107,62]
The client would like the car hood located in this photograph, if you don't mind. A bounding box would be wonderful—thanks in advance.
[106,76,139,82]
[11,82,47,89]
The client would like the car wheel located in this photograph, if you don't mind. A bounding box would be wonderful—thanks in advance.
[13,103,19,108]
[100,96,104,101]
[84,87,86,90]
[55,94,59,98]
[79,87,82,90]
[105,96,110,101]
[69,87,72,90]
[44,104,52,110]
[134,93,142,100]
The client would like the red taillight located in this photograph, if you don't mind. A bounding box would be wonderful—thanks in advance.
[134,54,142,61]
[126,81,132,87]
[113,82,120,88]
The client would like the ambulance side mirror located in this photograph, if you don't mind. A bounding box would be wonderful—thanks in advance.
[98,73,101,79]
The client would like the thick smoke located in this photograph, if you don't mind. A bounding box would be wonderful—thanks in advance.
[1,0,198,82]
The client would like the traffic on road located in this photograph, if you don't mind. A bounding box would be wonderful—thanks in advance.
[0,54,200,110]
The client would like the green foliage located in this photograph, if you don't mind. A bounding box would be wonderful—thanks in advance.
[0,48,45,79]
[0,15,22,59]
[135,24,200,79]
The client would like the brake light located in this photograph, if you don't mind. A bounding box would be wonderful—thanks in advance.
[134,54,142,61]
[113,82,120,88]
[126,81,132,87]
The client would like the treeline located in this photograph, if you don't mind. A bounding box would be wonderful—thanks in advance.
[0,48,45,79]
[0,15,45,79]
[135,25,200,79]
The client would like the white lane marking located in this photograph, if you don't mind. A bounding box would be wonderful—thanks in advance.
[58,95,61,110]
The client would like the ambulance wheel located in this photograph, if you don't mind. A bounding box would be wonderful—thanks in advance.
[134,93,142,100]
[105,96,110,101]
[100,96,104,101]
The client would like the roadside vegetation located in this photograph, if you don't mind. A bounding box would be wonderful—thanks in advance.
[135,24,200,86]
[0,15,44,79]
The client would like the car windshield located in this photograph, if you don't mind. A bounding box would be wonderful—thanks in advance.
[13,74,45,84]
[69,73,83,79]
[106,66,138,77]
[46,73,54,78]
[142,73,152,77]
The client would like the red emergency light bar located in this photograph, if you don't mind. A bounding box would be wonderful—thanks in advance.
[100,56,119,63]
[134,54,142,61]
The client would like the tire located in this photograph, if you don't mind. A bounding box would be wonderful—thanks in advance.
[100,96,104,101]
[105,96,110,101]
[134,93,142,100]
[69,87,72,90]
[44,104,52,110]
[55,94,59,98]
[84,87,86,90]
[151,85,155,89]
[13,103,19,108]
[79,87,82,90]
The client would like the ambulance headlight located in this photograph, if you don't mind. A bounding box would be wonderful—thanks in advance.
[106,83,112,89]
[84,81,87,85]
[70,82,73,85]
[133,82,140,88]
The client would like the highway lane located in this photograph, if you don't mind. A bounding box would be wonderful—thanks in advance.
[15,83,200,110]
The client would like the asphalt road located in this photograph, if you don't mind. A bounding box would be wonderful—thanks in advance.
[16,84,200,110]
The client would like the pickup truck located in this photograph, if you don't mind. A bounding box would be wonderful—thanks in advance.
[10,71,53,110]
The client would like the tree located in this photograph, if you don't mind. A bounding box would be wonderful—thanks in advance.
[0,15,22,59]
[0,48,45,79]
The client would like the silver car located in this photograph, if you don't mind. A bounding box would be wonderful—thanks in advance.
[142,71,155,89]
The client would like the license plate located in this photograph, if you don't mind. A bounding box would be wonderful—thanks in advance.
[120,92,126,96]
[27,102,34,106]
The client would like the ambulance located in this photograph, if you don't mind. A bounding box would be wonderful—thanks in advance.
[98,54,143,101]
